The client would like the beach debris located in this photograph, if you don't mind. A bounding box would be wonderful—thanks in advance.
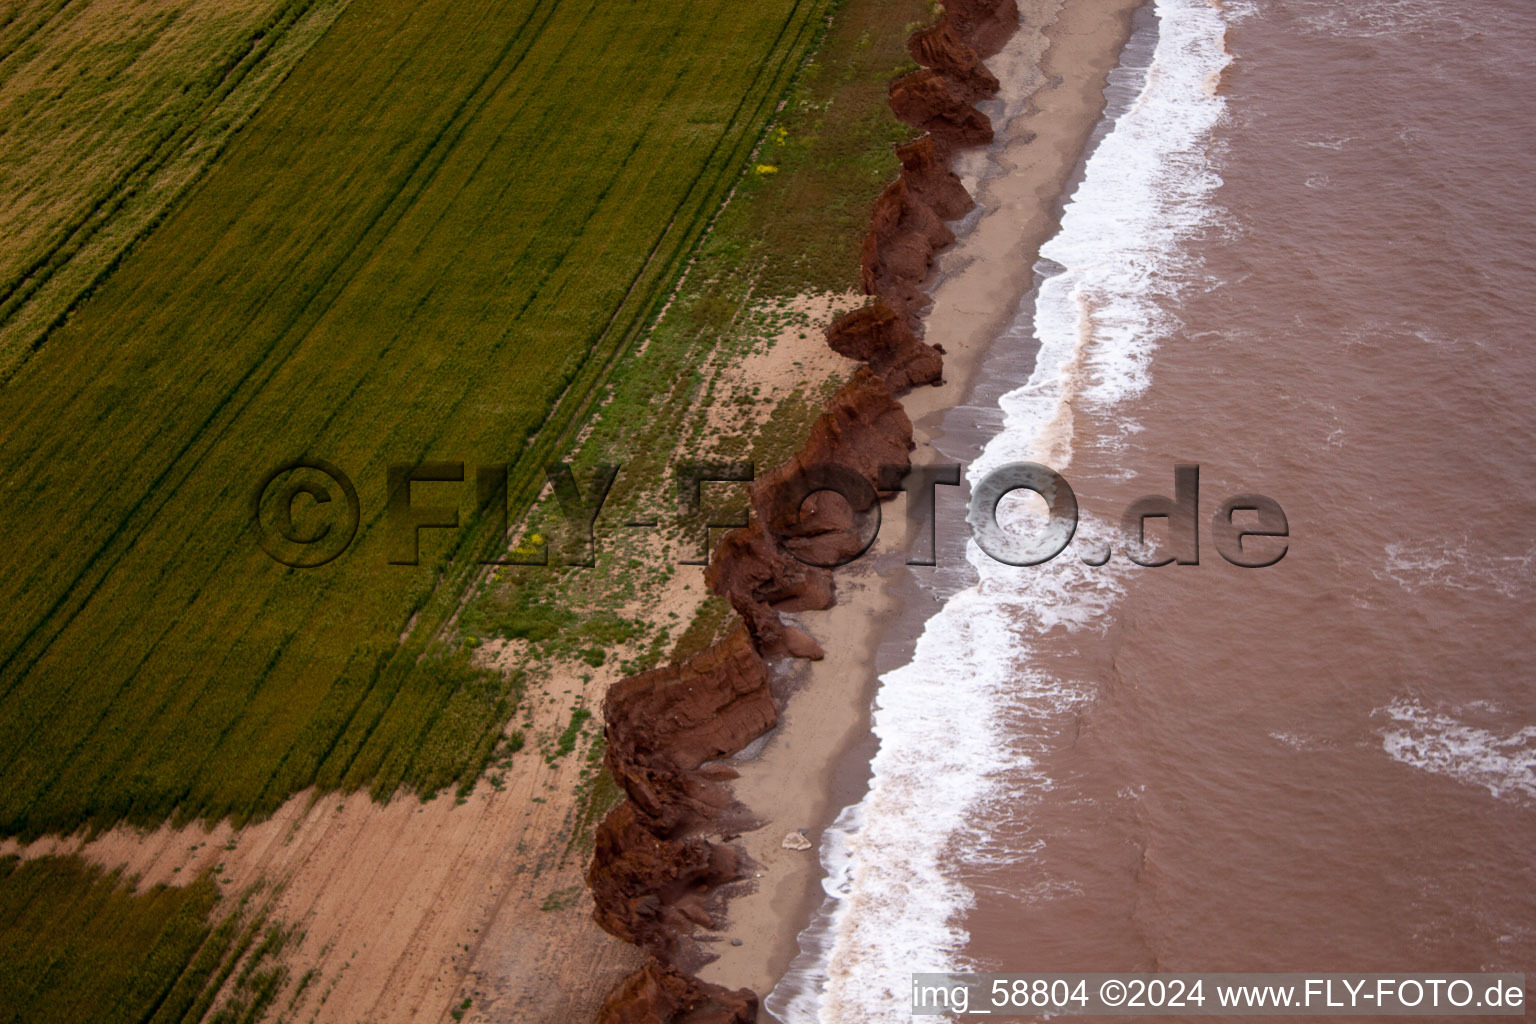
[730,938,744,947]
[781,830,812,851]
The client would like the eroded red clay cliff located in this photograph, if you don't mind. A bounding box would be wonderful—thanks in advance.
[594,957,757,1024]
[826,300,944,393]
[602,626,775,836]
[943,0,1023,57]
[589,2,1020,1020]
[909,19,1002,97]
[869,0,1014,324]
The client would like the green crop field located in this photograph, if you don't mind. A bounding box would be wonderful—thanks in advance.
[0,0,936,1014]
[0,0,354,381]
[0,0,832,839]
[0,855,289,1024]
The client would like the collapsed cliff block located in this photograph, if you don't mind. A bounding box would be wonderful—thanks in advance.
[588,802,742,952]
[861,177,957,316]
[707,526,835,615]
[888,68,994,149]
[584,1,1024,1015]
[751,369,916,569]
[908,19,1000,99]
[896,136,974,221]
[944,0,1022,58]
[596,957,758,1024]
[826,302,944,394]
[706,525,830,660]
[605,626,776,779]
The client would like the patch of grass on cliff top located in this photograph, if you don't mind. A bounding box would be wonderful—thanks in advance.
[0,0,830,839]
[0,854,289,1024]
[468,0,932,657]
[566,736,624,861]
[733,5,930,298]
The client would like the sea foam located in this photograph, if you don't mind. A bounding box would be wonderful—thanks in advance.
[1378,699,1536,805]
[767,2,1232,1020]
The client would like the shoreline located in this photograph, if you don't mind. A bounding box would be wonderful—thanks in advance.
[0,3,1147,1022]
[693,0,1147,1015]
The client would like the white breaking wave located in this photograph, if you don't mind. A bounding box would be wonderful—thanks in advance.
[1378,538,1535,600]
[1378,699,1536,804]
[767,2,1233,1021]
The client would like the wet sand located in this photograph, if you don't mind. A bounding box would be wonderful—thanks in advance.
[0,4,1146,1019]
[694,0,1146,1011]
[0,304,864,1024]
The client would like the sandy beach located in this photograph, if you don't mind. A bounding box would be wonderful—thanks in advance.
[0,3,1143,1021]
[9,0,1531,1019]
[0,293,867,1024]
[694,0,1145,1012]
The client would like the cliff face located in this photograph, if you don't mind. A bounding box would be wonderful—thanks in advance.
[909,20,1002,96]
[867,13,1008,322]
[603,626,776,816]
[888,69,994,149]
[942,0,1022,57]
[589,2,1021,1020]
[750,367,916,570]
[594,958,757,1024]
[896,136,974,221]
[861,174,959,318]
[826,300,944,393]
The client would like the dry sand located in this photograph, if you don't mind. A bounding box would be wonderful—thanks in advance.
[0,2,1144,1019]
[0,296,857,1024]
[1,693,642,1023]
[694,0,1145,1014]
